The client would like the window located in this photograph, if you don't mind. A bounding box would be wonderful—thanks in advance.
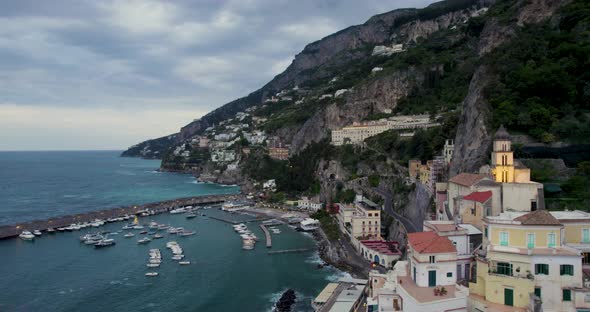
[496,262,513,276]
[534,287,541,299]
[500,232,509,246]
[563,289,572,302]
[560,265,574,276]
[583,253,590,265]
[447,272,452,277]
[535,264,549,275]
[527,233,536,249]
[531,201,537,211]
[429,256,436,264]
[484,227,488,239]
[548,233,556,248]
[583,229,590,243]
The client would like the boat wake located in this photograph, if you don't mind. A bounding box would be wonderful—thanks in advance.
[325,270,352,282]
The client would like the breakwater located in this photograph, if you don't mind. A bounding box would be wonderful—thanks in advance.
[0,193,239,239]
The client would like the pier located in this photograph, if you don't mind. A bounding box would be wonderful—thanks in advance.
[259,224,272,248]
[209,216,267,225]
[267,248,315,255]
[0,194,238,239]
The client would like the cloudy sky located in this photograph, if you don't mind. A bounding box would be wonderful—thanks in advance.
[0,0,435,151]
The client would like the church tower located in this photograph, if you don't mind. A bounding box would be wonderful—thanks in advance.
[490,125,515,183]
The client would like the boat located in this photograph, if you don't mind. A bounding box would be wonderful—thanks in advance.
[271,228,281,234]
[145,272,158,277]
[172,254,184,260]
[186,213,197,219]
[157,224,169,230]
[179,231,195,237]
[149,258,162,264]
[148,222,159,229]
[33,230,42,236]
[137,237,151,244]
[19,231,35,240]
[178,261,191,265]
[153,234,164,239]
[299,218,320,231]
[47,228,56,233]
[94,239,116,248]
[146,263,160,268]
[133,225,144,230]
[124,232,135,238]
[139,230,148,234]
[242,239,255,250]
[170,207,186,214]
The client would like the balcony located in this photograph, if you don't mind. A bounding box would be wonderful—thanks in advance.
[488,264,534,281]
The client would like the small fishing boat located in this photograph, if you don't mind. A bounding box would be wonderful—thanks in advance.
[124,232,135,238]
[149,258,162,264]
[19,231,35,240]
[178,261,191,265]
[33,230,42,236]
[172,254,184,261]
[46,228,56,233]
[185,213,197,219]
[145,272,158,277]
[153,234,164,239]
[146,263,160,268]
[139,230,148,235]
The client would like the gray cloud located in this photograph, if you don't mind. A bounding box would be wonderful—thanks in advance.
[0,0,436,150]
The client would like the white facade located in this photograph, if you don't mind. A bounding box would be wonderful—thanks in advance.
[210,149,236,163]
[263,179,276,190]
[297,197,322,211]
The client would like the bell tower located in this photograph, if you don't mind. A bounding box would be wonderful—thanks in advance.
[490,125,515,183]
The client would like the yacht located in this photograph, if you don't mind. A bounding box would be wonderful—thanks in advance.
[19,231,35,240]
[146,263,160,268]
[94,239,116,248]
[122,224,134,230]
[33,230,42,236]
[172,254,184,261]
[185,212,197,219]
[179,231,195,237]
[124,232,135,238]
[299,218,320,231]
[137,237,151,244]
[242,239,255,250]
[170,207,186,214]
[148,222,159,230]
[149,258,162,264]
[139,230,148,235]
[132,225,144,230]
[153,234,164,239]
[46,228,56,233]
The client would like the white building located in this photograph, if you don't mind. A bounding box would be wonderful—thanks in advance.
[367,231,468,312]
[331,115,440,146]
[297,196,322,211]
[210,149,236,163]
[263,179,276,191]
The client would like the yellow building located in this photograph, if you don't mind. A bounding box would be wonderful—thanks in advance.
[469,210,590,312]
[337,195,381,250]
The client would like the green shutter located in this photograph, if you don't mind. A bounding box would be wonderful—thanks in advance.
[534,287,541,299]
[563,289,572,301]
[561,265,574,276]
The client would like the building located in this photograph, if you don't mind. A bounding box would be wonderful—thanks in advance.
[263,179,276,191]
[408,159,421,182]
[210,149,236,163]
[268,147,289,160]
[297,196,322,211]
[469,210,590,312]
[337,195,381,250]
[312,277,368,312]
[552,210,590,265]
[359,240,402,269]
[459,191,493,230]
[367,231,469,312]
[198,136,209,148]
[331,115,440,146]
[443,139,454,165]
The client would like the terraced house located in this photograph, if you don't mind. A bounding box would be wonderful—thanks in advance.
[468,210,590,312]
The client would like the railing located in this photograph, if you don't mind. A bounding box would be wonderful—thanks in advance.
[488,266,534,280]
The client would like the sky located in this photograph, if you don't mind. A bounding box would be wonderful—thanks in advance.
[0,0,436,151]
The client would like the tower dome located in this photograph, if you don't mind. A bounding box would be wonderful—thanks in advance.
[494,125,511,141]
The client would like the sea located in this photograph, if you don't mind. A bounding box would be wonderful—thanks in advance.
[0,151,345,311]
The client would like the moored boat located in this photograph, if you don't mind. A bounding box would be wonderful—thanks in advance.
[137,237,151,244]
[19,231,35,240]
[145,272,158,277]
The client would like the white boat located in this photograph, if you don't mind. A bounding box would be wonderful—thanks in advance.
[153,234,164,239]
[124,232,135,238]
[94,239,115,248]
[46,228,56,233]
[132,225,144,230]
[178,261,191,265]
[146,263,160,268]
[299,218,320,231]
[19,231,35,240]
[137,237,151,244]
[172,254,184,260]
[170,207,186,214]
[179,231,195,237]
[122,224,134,230]
[33,230,42,236]
[149,258,162,264]
[145,272,158,277]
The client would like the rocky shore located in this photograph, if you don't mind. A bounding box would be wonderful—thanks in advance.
[313,227,371,279]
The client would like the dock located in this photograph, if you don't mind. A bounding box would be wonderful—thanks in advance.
[0,194,237,239]
[267,248,315,255]
[260,224,272,248]
[209,216,266,225]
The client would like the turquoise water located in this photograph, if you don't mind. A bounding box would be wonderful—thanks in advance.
[0,151,341,311]
[0,151,238,225]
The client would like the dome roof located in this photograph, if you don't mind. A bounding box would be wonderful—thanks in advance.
[494,125,511,140]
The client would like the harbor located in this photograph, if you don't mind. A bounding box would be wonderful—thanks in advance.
[0,193,239,239]
[0,206,337,311]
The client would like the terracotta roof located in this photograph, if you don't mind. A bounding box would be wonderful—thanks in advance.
[407,232,456,254]
[514,210,561,226]
[463,191,492,203]
[449,173,488,187]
